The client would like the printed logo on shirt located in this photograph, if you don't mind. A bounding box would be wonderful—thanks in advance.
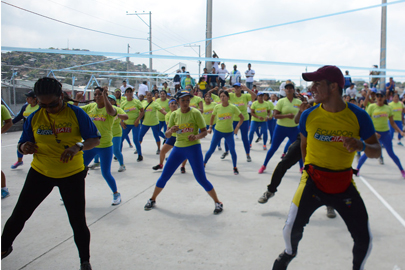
[314,128,353,142]
[293,104,300,108]
[124,107,138,113]
[217,113,232,121]
[145,108,153,112]
[204,109,213,115]
[255,109,266,113]
[176,122,195,134]
[372,112,388,118]
[392,108,402,112]
[37,123,72,135]
[234,102,245,107]
[88,113,107,122]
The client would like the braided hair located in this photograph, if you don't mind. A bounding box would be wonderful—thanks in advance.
[34,77,62,97]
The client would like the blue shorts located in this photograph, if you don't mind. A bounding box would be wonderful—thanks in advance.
[165,136,176,146]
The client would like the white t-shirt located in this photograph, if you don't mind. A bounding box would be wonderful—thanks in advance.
[212,61,220,73]
[230,70,241,85]
[138,84,149,96]
[120,84,133,93]
[247,101,252,113]
[217,68,229,80]
[272,100,278,106]
[245,69,255,83]
[345,87,357,98]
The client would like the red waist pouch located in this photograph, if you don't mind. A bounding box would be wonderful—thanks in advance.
[305,164,355,194]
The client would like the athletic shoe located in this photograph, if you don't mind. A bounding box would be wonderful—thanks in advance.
[401,170,405,178]
[1,189,10,199]
[258,191,274,204]
[250,144,252,148]
[220,152,229,159]
[129,144,134,148]
[379,157,384,165]
[299,167,304,174]
[233,167,239,175]
[10,161,23,169]
[1,246,13,259]
[137,155,143,162]
[144,198,156,210]
[213,202,223,215]
[246,155,252,162]
[88,162,100,169]
[156,149,161,155]
[134,150,138,154]
[263,146,267,151]
[326,206,336,218]
[181,167,186,174]
[152,164,163,170]
[80,261,92,270]
[235,134,239,140]
[355,170,360,177]
[118,165,126,172]
[218,146,222,151]
[272,251,296,270]
[255,137,262,143]
[398,141,404,146]
[281,153,286,159]
[258,165,266,174]
[112,192,121,206]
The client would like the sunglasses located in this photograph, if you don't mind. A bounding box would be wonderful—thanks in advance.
[38,100,60,108]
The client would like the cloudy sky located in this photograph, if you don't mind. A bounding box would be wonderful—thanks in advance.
[1,0,405,85]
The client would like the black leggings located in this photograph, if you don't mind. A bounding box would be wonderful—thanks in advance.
[1,168,90,263]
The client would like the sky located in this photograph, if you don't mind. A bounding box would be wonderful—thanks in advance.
[1,0,405,86]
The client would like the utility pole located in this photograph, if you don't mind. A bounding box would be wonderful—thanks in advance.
[205,0,213,71]
[184,44,201,78]
[379,0,387,90]
[127,44,130,81]
[126,11,152,89]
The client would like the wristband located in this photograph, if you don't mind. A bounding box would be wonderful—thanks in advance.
[361,141,366,152]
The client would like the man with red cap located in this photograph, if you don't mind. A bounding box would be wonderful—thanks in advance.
[272,65,381,270]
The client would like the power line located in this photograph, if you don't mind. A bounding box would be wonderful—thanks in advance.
[1,1,147,41]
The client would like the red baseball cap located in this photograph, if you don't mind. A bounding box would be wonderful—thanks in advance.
[302,65,345,89]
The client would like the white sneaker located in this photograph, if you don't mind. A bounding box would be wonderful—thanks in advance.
[118,165,126,172]
[112,192,121,205]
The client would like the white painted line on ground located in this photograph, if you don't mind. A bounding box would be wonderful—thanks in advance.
[360,176,405,228]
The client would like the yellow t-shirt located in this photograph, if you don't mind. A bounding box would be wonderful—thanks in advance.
[229,93,252,121]
[190,96,203,109]
[112,106,126,137]
[212,104,241,133]
[116,96,127,107]
[19,104,100,178]
[155,98,169,122]
[121,99,143,125]
[23,104,40,117]
[81,103,115,148]
[367,104,393,132]
[251,101,272,122]
[165,111,176,137]
[203,101,217,125]
[389,101,404,121]
[274,97,302,127]
[211,94,221,104]
[266,101,275,118]
[198,81,207,90]
[169,108,206,148]
[1,105,11,127]
[142,101,163,126]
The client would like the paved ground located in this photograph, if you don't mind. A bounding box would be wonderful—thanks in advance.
[1,130,405,270]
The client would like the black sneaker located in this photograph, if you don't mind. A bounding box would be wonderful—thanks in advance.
[233,167,239,175]
[80,261,92,270]
[246,155,252,162]
[181,167,186,174]
[273,251,296,270]
[213,202,223,215]
[255,137,262,143]
[1,246,13,260]
[137,155,143,162]
[152,164,163,170]
[220,152,229,159]
[144,199,156,210]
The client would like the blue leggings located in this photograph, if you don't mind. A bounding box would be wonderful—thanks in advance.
[263,124,299,167]
[249,121,268,145]
[83,146,118,193]
[206,125,221,148]
[95,137,124,166]
[123,134,132,146]
[121,125,142,156]
[267,118,277,141]
[17,150,23,159]
[225,120,250,155]
[357,130,403,171]
[158,120,167,139]
[389,120,403,140]
[204,130,237,168]
[139,124,161,143]
[156,144,214,191]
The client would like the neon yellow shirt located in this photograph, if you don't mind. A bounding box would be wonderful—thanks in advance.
[251,101,272,122]
[211,94,221,104]
[169,108,206,148]
[81,103,114,148]
[116,96,127,107]
[23,104,40,117]
[121,99,143,125]
[213,104,241,133]
[202,101,217,125]
[142,101,162,126]
[274,97,302,127]
[1,105,11,127]
[367,103,393,132]
[229,93,252,121]
[112,106,126,137]
[266,101,275,118]
[155,98,169,122]
[389,101,404,121]
[165,111,176,137]
[198,81,207,90]
[190,96,202,109]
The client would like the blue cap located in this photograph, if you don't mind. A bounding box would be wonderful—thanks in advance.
[176,91,194,99]
[370,88,377,93]
[257,92,264,96]
[108,94,116,101]
[233,82,241,87]
[376,89,385,96]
